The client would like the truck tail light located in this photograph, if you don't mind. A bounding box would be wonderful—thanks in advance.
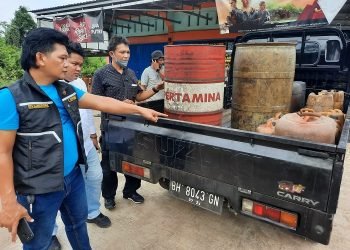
[122,161,150,179]
[242,199,253,213]
[242,198,298,230]
[280,211,298,229]
[266,207,281,222]
[253,202,266,216]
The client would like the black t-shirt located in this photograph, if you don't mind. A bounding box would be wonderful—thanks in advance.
[92,64,142,101]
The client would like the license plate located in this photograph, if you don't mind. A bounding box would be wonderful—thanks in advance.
[169,180,223,214]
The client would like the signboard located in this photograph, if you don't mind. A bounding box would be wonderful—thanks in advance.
[215,0,347,34]
[53,11,104,42]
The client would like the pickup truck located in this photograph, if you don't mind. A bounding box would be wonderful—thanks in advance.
[103,28,350,245]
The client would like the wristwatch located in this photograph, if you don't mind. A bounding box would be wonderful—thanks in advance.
[152,87,159,93]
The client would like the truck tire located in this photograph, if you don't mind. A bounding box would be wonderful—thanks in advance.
[159,178,170,190]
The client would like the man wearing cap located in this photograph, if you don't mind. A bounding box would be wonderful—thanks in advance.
[141,50,165,101]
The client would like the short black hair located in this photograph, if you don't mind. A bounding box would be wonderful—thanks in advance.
[67,41,85,58]
[21,27,69,71]
[108,35,129,52]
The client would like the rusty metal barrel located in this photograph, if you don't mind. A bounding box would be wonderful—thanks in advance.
[164,45,226,126]
[231,43,296,131]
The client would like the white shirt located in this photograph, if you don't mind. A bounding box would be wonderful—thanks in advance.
[141,66,164,101]
[70,78,96,155]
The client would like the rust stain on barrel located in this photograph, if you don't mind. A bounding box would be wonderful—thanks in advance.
[231,42,296,131]
[164,45,226,126]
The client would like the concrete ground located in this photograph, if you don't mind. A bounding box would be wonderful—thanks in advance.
[1,119,350,250]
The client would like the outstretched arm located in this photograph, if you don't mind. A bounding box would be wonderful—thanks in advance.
[0,130,32,242]
[136,81,164,102]
[78,93,167,122]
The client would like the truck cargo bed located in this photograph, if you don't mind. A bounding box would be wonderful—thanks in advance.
[104,28,350,244]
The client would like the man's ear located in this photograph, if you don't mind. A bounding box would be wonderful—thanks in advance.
[109,51,114,58]
[36,52,46,67]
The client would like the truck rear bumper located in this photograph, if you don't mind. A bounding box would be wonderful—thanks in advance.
[110,151,333,245]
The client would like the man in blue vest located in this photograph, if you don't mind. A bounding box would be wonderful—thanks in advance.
[0,28,165,250]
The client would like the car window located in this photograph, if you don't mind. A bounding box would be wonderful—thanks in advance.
[325,40,341,62]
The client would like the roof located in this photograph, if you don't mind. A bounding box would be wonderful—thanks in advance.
[31,0,210,17]
[30,0,215,35]
[32,0,350,26]
[31,0,150,14]
[31,0,98,13]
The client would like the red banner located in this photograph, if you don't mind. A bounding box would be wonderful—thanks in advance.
[53,12,103,43]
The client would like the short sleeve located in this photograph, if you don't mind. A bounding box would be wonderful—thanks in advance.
[129,69,138,83]
[141,68,149,87]
[0,88,19,130]
[91,71,104,96]
[72,86,86,100]
[136,83,143,94]
[71,78,87,92]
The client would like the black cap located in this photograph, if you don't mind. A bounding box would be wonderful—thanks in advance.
[151,50,164,60]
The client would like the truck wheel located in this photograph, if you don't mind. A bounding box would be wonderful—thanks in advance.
[159,178,170,190]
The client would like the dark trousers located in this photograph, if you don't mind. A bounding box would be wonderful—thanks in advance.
[17,167,91,250]
[100,149,141,200]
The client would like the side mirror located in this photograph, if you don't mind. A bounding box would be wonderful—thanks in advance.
[325,40,341,62]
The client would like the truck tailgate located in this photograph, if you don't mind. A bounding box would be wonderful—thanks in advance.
[106,115,337,212]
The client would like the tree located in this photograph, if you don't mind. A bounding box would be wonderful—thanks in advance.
[0,21,9,37]
[5,6,36,47]
[4,24,21,47]
[0,37,22,87]
[82,57,106,76]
